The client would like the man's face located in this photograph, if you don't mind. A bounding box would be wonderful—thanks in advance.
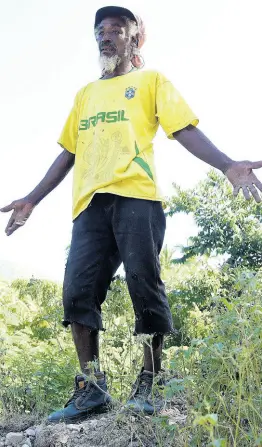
[95,16,132,68]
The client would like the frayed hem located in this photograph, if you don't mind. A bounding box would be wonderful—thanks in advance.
[133,329,177,336]
[62,320,105,332]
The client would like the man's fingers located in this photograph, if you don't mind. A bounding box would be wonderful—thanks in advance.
[242,186,251,200]
[250,160,262,170]
[233,181,262,202]
[5,212,28,236]
[252,177,262,193]
[0,203,14,213]
[233,186,240,197]
[5,212,15,235]
[248,184,261,203]
[6,222,23,236]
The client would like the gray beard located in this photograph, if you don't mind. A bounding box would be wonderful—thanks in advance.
[99,54,121,74]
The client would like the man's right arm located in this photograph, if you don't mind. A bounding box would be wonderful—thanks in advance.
[1,149,75,236]
[25,149,75,205]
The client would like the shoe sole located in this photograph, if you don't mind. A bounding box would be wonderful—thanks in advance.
[48,402,113,425]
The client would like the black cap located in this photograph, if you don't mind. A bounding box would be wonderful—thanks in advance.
[95,6,137,28]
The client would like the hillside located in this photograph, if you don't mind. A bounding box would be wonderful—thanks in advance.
[0,399,186,447]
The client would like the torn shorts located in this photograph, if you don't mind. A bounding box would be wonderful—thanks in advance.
[63,193,174,335]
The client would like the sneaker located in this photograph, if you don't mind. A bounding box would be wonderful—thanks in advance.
[47,372,112,423]
[125,369,164,415]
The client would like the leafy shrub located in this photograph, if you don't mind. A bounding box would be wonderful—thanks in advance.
[164,269,262,446]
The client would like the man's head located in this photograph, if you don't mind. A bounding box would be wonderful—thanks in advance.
[94,6,145,74]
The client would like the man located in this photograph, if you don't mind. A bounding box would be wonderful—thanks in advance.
[1,6,262,423]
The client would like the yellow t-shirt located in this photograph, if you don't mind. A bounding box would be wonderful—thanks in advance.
[58,69,198,220]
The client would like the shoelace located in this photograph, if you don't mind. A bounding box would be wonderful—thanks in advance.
[66,382,91,406]
[133,373,153,398]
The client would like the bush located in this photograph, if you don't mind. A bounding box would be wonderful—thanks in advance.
[0,278,142,414]
[164,268,262,446]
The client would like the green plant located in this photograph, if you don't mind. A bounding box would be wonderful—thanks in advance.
[164,269,262,446]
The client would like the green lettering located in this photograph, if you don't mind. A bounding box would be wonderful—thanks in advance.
[106,111,118,123]
[79,119,89,130]
[80,110,129,130]
[96,112,106,123]
[121,110,129,121]
[89,116,97,127]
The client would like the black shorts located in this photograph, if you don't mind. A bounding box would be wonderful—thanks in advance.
[63,193,173,335]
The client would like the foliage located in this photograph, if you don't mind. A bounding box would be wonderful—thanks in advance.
[0,278,142,414]
[0,279,76,414]
[167,170,262,268]
[164,268,262,446]
[166,257,220,345]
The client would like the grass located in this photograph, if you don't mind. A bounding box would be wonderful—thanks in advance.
[0,269,262,446]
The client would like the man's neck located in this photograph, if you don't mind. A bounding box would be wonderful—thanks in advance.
[102,61,133,79]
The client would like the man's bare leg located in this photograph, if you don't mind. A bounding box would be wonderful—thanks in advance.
[71,323,100,374]
[143,334,164,374]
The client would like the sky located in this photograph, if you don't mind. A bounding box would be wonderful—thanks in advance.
[0,0,262,282]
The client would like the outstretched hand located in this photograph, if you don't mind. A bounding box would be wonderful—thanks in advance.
[0,199,34,236]
[225,160,262,202]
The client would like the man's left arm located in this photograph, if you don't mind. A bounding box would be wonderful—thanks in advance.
[174,125,262,203]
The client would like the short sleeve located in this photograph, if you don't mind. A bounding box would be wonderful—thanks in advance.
[58,88,85,154]
[156,73,199,140]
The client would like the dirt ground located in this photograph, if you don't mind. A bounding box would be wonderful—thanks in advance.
[0,397,187,447]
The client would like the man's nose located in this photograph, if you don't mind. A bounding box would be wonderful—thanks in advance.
[101,34,112,44]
